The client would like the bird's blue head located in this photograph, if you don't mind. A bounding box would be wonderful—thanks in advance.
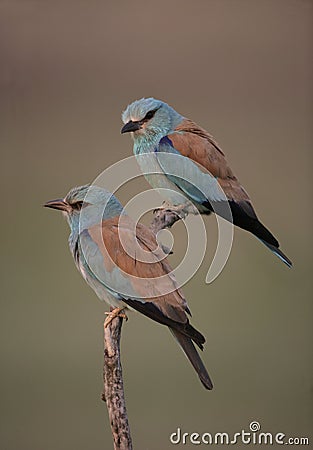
[44,184,124,233]
[121,97,183,146]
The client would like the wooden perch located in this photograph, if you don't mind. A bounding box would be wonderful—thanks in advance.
[102,206,187,449]
[102,314,133,450]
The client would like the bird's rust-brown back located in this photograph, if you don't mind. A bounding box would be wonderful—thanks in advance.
[87,215,189,324]
[170,118,251,203]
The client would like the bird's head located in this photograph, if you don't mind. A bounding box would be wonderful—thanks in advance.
[44,184,124,228]
[121,97,183,142]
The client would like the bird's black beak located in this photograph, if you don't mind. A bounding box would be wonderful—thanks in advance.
[44,199,69,212]
[121,120,141,134]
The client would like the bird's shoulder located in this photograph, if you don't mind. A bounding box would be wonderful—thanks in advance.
[168,118,250,202]
[168,118,231,177]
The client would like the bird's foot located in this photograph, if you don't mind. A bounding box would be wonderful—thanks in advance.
[104,307,128,328]
[151,201,199,233]
[153,201,192,219]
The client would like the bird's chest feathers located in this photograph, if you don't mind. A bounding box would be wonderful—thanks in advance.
[133,144,184,204]
[74,240,125,308]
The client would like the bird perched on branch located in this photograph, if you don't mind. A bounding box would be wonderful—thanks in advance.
[121,98,292,267]
[44,184,213,390]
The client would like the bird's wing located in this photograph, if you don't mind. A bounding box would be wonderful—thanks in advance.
[79,215,205,347]
[157,119,292,267]
[80,215,213,388]
[168,118,252,204]
[154,118,258,220]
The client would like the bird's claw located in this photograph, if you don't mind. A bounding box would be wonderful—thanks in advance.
[104,307,128,328]
[153,201,189,218]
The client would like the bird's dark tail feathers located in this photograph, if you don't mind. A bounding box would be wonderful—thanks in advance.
[259,239,292,268]
[170,328,213,390]
[251,220,292,268]
[206,200,293,267]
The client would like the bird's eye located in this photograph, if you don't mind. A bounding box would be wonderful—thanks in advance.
[72,201,84,210]
[143,108,158,121]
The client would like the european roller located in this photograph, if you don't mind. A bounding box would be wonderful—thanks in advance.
[45,184,213,390]
[121,98,292,268]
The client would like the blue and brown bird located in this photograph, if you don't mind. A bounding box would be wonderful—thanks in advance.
[121,98,292,267]
[44,184,213,389]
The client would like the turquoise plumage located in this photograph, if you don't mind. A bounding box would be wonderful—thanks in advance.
[121,98,292,267]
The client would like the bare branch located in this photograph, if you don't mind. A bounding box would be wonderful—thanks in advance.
[101,204,190,449]
[102,315,132,450]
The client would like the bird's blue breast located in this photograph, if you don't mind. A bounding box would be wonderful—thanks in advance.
[158,135,175,149]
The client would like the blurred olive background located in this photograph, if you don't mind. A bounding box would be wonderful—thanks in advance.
[1,1,312,449]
